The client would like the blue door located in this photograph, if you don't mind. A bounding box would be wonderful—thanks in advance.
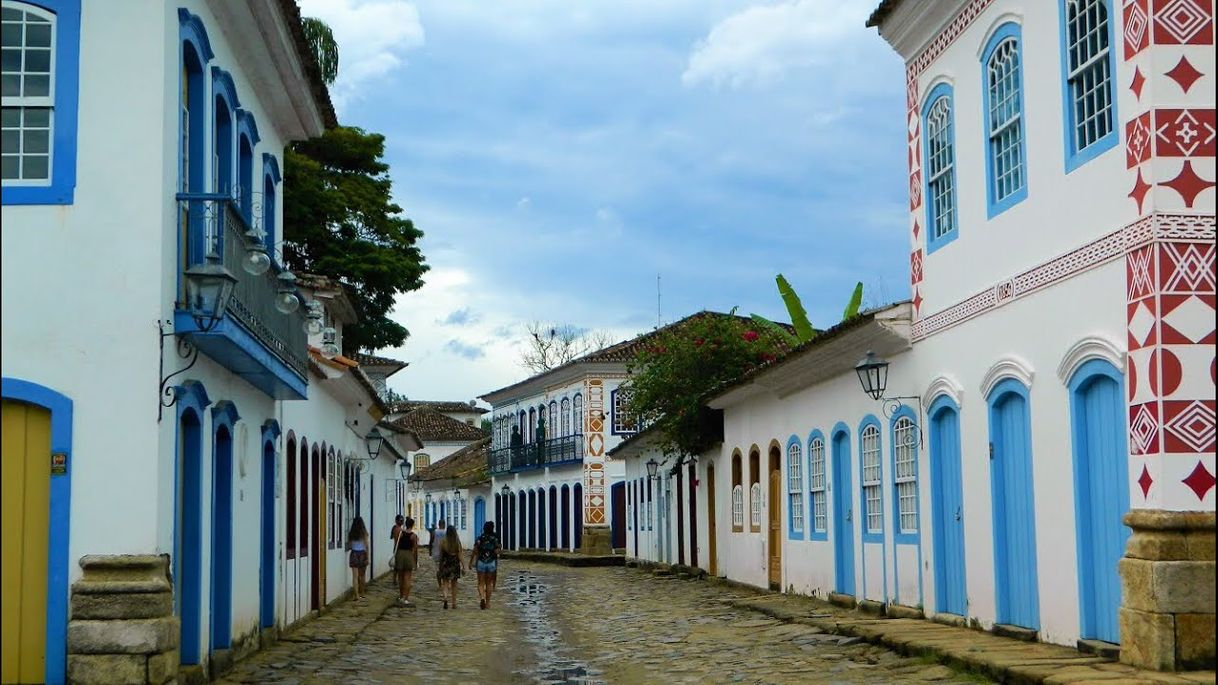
[211,427,234,650]
[259,443,275,629]
[989,382,1039,630]
[929,399,967,616]
[177,411,203,665]
[831,429,855,596]
[474,497,486,537]
[1071,362,1128,644]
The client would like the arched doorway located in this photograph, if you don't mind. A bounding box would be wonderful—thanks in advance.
[573,483,584,550]
[989,380,1039,630]
[767,444,782,589]
[706,464,718,576]
[929,397,966,616]
[831,426,855,596]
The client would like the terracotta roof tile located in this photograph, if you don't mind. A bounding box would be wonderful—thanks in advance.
[392,407,487,442]
[349,352,409,369]
[389,400,487,415]
[414,437,491,486]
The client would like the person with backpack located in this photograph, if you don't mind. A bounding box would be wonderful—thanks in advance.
[469,521,501,610]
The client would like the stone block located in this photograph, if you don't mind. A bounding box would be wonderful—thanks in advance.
[68,617,179,654]
[1154,561,1216,614]
[1126,531,1191,561]
[1185,532,1216,563]
[146,650,178,685]
[1119,607,1176,671]
[77,555,170,584]
[71,592,172,620]
[66,653,147,685]
[1121,558,1155,612]
[1174,613,1217,671]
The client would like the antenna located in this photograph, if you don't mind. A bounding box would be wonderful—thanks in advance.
[657,274,662,329]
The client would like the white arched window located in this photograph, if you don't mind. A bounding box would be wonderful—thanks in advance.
[731,484,744,529]
[1,2,55,183]
[548,401,558,439]
[572,394,583,435]
[1064,0,1113,157]
[560,397,571,436]
[985,34,1025,207]
[749,482,762,530]
[925,93,956,244]
[808,437,827,533]
[861,425,882,534]
[893,417,918,533]
[787,442,803,534]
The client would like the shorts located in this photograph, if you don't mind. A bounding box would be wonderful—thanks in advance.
[394,550,416,573]
[475,560,498,574]
[348,550,368,569]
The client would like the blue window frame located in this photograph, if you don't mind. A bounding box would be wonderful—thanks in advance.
[1059,0,1118,173]
[806,430,828,541]
[786,435,804,540]
[858,416,884,543]
[921,83,958,254]
[981,23,1028,217]
[889,407,920,544]
[1,0,80,205]
[261,153,280,254]
[235,110,259,223]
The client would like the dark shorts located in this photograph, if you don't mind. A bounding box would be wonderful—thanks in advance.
[349,550,368,569]
[394,550,416,573]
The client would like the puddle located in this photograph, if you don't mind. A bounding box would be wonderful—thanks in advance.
[508,571,605,685]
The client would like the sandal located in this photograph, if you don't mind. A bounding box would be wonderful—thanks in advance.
[443,599,448,609]
[480,598,486,610]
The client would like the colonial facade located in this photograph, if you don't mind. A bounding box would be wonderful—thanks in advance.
[644,0,1214,671]
[0,3,419,684]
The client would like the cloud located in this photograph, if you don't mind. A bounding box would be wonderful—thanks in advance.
[296,0,425,111]
[444,339,485,360]
[683,0,871,89]
[439,307,479,326]
[516,197,532,210]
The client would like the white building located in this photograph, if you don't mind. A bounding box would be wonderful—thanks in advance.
[0,3,419,683]
[388,399,487,428]
[410,437,494,549]
[390,404,487,472]
[655,0,1214,666]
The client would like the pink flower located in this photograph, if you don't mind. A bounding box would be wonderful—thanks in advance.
[742,330,760,342]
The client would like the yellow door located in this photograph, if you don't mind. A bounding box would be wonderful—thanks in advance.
[768,470,782,588]
[2,400,51,684]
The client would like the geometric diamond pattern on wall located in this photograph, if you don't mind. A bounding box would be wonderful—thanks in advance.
[1152,0,1214,45]
[1182,460,1216,500]
[1165,56,1204,94]
[1163,400,1217,453]
[1128,112,1155,167]
[1161,241,1218,293]
[1125,0,1152,57]
[1162,295,1217,343]
[1130,402,1162,455]
[1154,109,1217,158]
[1160,160,1216,208]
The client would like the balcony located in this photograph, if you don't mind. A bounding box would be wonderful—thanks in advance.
[175,194,309,400]
[487,435,585,474]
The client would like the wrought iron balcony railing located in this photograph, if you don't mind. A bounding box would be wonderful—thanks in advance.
[487,434,585,474]
[177,194,309,379]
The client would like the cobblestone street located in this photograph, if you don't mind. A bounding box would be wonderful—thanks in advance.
[218,561,987,684]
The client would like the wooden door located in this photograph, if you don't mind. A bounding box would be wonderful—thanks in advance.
[831,431,855,595]
[2,401,50,684]
[990,385,1040,630]
[930,402,967,616]
[768,471,782,587]
[706,466,718,576]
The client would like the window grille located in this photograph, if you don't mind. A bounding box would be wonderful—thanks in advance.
[926,96,956,241]
[612,388,636,434]
[787,442,803,533]
[560,398,570,436]
[750,482,762,530]
[861,425,883,534]
[732,484,743,529]
[1,2,55,183]
[894,417,919,533]
[1065,0,1113,153]
[808,437,827,533]
[987,38,1024,202]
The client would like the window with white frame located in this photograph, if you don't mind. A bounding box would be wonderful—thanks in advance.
[415,453,430,470]
[986,36,1024,203]
[894,417,918,533]
[1,3,54,183]
[808,436,827,533]
[459,497,467,530]
[732,484,743,529]
[926,95,956,242]
[327,454,336,548]
[572,394,584,435]
[787,442,803,534]
[749,482,762,530]
[549,401,558,438]
[612,388,636,435]
[560,397,570,436]
[861,425,882,534]
[1065,0,1113,154]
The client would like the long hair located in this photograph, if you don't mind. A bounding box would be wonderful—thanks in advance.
[441,527,462,556]
[347,516,368,542]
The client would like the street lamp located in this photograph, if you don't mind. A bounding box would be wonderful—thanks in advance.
[183,258,238,332]
[365,427,384,460]
[274,271,300,315]
[854,350,889,401]
[398,459,412,481]
[646,458,659,480]
[501,483,511,498]
[453,487,461,499]
[320,326,340,360]
[425,492,432,504]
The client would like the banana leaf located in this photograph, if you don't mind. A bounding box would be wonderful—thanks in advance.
[843,281,863,321]
[749,314,798,343]
[776,274,816,342]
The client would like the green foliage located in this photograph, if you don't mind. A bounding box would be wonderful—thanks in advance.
[776,274,815,341]
[301,17,339,85]
[480,417,492,435]
[843,281,864,321]
[626,315,786,456]
[283,126,428,354]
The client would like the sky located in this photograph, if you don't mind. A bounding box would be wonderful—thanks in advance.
[296,0,909,405]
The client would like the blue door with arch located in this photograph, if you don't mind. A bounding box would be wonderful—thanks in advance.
[1070,360,1128,644]
[210,403,238,652]
[929,398,967,616]
[988,380,1039,630]
[831,427,855,596]
[259,438,276,629]
[474,497,486,536]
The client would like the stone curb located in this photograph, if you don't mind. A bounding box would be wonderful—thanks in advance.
[500,550,625,567]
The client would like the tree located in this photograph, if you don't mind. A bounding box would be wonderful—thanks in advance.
[283,126,428,353]
[480,417,492,435]
[518,322,615,374]
[301,17,339,85]
[625,312,787,457]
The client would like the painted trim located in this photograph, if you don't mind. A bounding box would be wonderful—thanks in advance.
[262,153,281,185]
[177,8,214,63]
[927,394,967,616]
[210,399,240,428]
[923,375,965,410]
[980,22,1028,218]
[173,378,210,664]
[921,81,960,255]
[829,422,856,597]
[785,434,805,541]
[980,356,1035,399]
[173,310,308,399]
[1056,335,1125,386]
[209,399,239,650]
[1,0,81,206]
[806,429,829,541]
[236,110,260,148]
[888,405,921,545]
[210,66,242,112]
[1,377,72,685]
[260,419,281,442]
[1058,0,1119,174]
[857,415,885,544]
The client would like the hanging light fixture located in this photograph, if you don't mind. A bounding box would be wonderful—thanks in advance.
[398,459,412,481]
[241,224,272,276]
[365,426,384,460]
[274,271,300,314]
[646,458,659,480]
[854,350,890,401]
[302,300,324,335]
[320,326,340,360]
[183,258,238,332]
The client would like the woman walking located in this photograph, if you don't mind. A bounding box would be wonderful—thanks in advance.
[469,521,501,610]
[346,517,370,600]
[394,516,419,606]
[436,527,466,609]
